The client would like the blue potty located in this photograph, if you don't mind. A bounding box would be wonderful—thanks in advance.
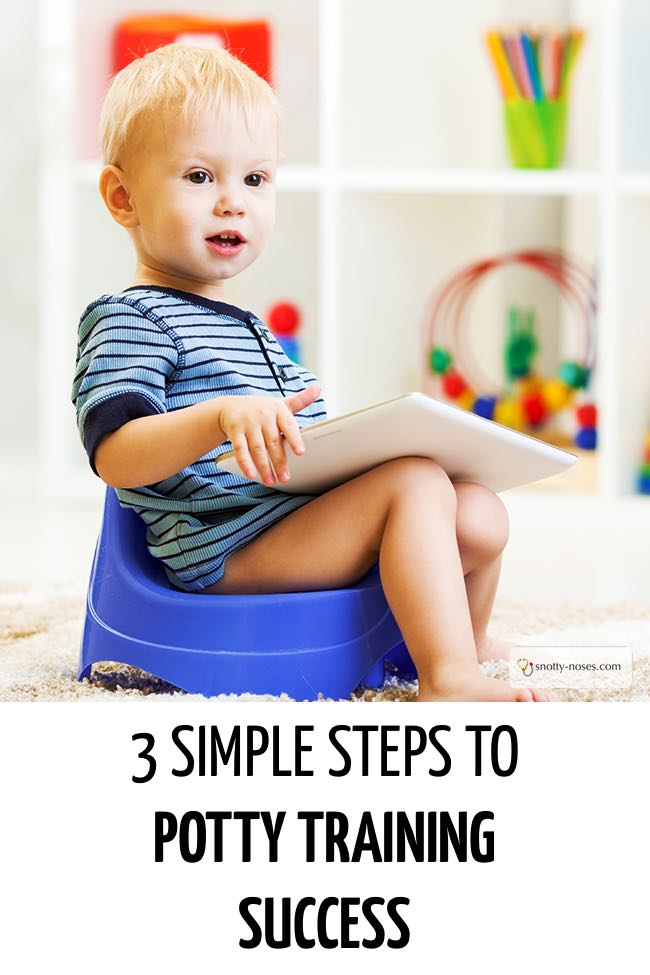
[78,489,416,700]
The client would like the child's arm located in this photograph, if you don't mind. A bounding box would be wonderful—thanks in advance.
[95,386,320,489]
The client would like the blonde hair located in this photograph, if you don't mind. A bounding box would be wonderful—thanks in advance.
[99,43,283,167]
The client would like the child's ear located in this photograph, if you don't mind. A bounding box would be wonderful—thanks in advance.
[99,165,139,229]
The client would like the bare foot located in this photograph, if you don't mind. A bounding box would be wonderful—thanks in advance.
[416,669,552,702]
[475,633,513,663]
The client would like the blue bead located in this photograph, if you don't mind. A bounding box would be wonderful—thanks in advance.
[575,427,597,450]
[472,396,497,420]
[281,338,300,361]
[639,476,650,494]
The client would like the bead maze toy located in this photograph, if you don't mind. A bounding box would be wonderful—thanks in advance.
[267,300,303,364]
[638,433,650,495]
[422,249,598,452]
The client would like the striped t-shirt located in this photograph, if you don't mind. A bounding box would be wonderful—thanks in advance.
[71,285,328,592]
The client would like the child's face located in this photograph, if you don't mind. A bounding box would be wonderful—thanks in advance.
[124,106,278,296]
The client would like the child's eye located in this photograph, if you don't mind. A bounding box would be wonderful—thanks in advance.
[186,170,212,184]
[244,173,266,187]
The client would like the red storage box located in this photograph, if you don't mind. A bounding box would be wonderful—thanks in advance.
[113,14,272,85]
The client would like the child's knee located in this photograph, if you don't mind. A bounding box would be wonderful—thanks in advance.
[381,456,456,508]
[455,483,509,558]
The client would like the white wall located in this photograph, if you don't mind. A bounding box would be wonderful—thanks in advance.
[0,1,39,456]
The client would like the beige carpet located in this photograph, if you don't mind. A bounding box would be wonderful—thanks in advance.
[1,582,649,702]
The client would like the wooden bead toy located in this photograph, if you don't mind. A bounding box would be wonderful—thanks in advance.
[442,371,467,399]
[423,250,597,441]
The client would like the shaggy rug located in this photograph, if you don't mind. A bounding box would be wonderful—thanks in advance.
[1,583,649,702]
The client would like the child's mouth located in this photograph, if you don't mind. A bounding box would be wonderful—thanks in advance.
[206,234,245,256]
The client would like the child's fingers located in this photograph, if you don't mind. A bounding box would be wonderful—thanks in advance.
[247,429,275,486]
[230,432,258,481]
[278,408,305,457]
[262,417,290,483]
[287,384,321,414]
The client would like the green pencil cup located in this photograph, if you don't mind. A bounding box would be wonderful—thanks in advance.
[503,97,568,169]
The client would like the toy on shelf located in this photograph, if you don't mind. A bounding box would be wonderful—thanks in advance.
[113,14,272,83]
[485,26,585,168]
[638,433,650,494]
[422,249,597,451]
[267,301,302,364]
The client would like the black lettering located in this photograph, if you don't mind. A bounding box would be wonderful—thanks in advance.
[210,725,240,774]
[233,811,258,862]
[297,811,323,861]
[296,725,315,776]
[294,897,316,949]
[386,897,411,948]
[198,723,205,776]
[354,724,379,776]
[239,897,262,949]
[154,811,176,861]
[352,812,381,862]
[325,812,349,862]
[171,724,194,777]
[317,897,339,949]
[428,725,452,776]
[396,810,425,862]
[328,725,352,776]
[261,810,286,862]
[471,811,495,862]
[266,897,291,949]
[272,726,291,776]
[403,725,427,776]
[361,897,386,948]
[439,811,467,862]
[492,725,518,776]
[205,811,231,861]
[380,725,401,775]
[340,897,361,948]
[466,724,491,775]
[179,811,205,863]
[246,726,269,775]
[132,731,156,783]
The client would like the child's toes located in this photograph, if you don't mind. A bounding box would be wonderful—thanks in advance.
[530,689,556,702]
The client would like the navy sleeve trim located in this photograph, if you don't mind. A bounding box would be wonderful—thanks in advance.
[83,391,163,475]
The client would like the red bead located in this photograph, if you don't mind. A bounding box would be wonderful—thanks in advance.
[442,371,468,399]
[522,392,548,426]
[268,302,301,336]
[576,403,597,427]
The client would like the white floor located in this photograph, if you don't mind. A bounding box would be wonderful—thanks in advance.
[1,463,649,606]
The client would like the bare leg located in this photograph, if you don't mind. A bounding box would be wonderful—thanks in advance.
[205,458,547,702]
[453,483,512,662]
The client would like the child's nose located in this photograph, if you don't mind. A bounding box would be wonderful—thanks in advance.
[214,184,245,216]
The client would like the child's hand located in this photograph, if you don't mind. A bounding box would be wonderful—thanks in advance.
[217,386,321,485]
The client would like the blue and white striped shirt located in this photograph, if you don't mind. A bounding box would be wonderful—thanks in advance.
[72,285,328,591]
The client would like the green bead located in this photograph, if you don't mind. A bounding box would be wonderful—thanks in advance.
[558,361,589,389]
[505,307,538,380]
[642,463,650,479]
[430,346,452,374]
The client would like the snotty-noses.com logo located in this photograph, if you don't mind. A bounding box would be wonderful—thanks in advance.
[509,646,633,690]
[516,657,534,678]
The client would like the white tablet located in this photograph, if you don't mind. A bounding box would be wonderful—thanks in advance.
[215,391,578,495]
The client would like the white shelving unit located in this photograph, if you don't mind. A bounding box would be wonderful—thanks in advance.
[36,0,650,527]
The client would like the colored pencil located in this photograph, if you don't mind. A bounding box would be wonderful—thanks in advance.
[486,26,584,103]
[564,28,585,92]
[485,31,519,100]
[520,31,543,101]
[508,32,533,98]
